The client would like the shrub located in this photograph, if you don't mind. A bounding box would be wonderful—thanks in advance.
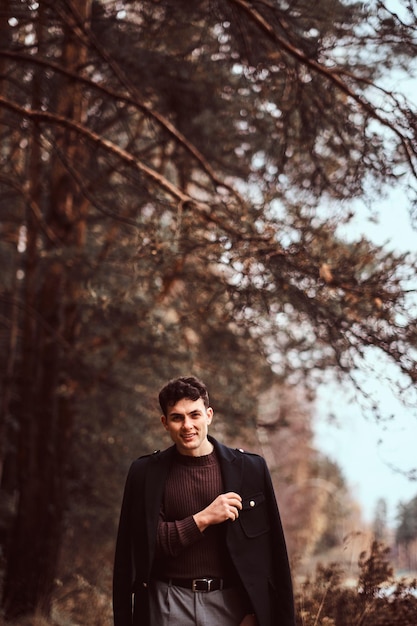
[295,541,417,626]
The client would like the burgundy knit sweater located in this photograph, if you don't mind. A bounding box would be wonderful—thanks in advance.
[152,449,236,580]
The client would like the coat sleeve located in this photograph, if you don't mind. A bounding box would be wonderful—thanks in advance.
[113,464,136,626]
[225,447,296,626]
[262,457,296,626]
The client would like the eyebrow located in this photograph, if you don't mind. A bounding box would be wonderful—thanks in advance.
[169,409,202,418]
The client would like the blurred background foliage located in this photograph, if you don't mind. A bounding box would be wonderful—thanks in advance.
[1,0,417,623]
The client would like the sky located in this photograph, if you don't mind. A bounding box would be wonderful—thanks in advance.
[314,382,417,526]
[313,194,417,526]
[311,0,417,530]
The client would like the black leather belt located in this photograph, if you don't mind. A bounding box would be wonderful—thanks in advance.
[159,577,231,592]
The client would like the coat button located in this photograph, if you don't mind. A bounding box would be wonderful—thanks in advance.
[250,500,255,507]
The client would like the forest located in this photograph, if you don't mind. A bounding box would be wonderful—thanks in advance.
[1,0,417,624]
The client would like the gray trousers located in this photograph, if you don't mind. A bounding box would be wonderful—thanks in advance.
[148,580,249,626]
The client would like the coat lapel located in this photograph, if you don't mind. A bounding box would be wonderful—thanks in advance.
[210,437,244,493]
[144,445,174,574]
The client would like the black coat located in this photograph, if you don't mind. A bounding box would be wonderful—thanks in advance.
[113,436,295,626]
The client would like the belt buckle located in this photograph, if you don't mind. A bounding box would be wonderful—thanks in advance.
[192,578,214,592]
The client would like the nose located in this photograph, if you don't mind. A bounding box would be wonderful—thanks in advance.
[182,417,193,430]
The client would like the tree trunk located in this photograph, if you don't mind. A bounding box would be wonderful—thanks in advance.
[2,0,92,618]
[0,0,19,488]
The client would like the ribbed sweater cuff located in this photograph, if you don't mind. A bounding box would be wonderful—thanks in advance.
[177,515,204,547]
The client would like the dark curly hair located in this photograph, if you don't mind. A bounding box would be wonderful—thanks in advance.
[158,376,210,416]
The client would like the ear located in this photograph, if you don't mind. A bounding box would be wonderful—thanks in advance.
[206,407,213,424]
[161,415,168,430]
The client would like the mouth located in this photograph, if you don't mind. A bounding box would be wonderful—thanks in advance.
[182,433,196,442]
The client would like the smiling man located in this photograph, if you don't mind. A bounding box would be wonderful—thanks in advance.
[113,376,295,626]
[161,395,214,456]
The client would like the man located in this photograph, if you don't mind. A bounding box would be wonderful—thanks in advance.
[113,376,295,626]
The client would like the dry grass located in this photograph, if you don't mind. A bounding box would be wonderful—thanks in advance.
[2,542,417,626]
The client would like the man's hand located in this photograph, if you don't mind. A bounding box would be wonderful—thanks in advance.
[193,492,242,531]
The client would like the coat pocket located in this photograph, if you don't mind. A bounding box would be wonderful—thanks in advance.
[239,492,270,538]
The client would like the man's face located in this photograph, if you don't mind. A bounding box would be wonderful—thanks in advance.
[161,397,213,456]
